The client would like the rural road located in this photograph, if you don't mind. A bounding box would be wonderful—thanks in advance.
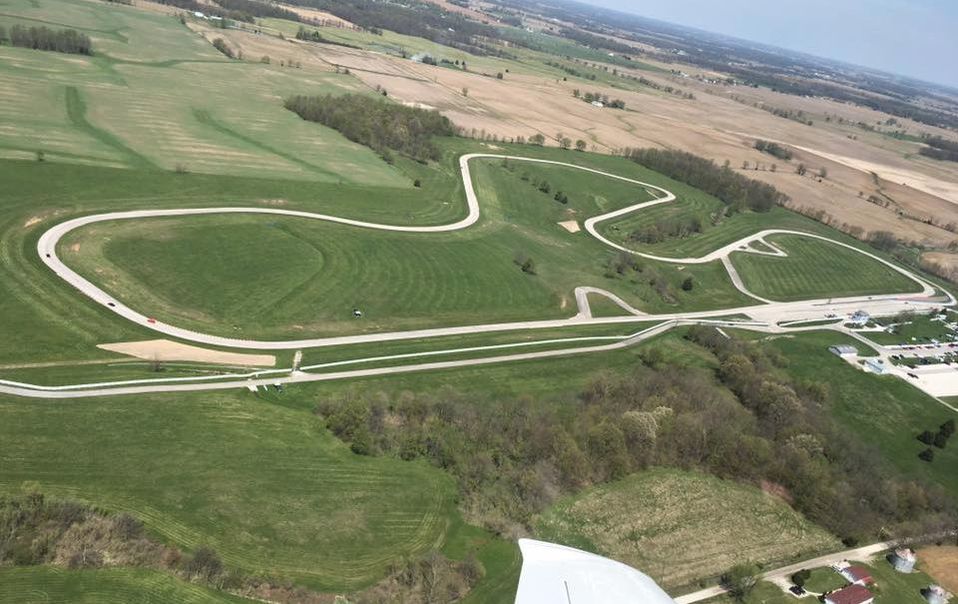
[7,152,953,397]
[674,540,898,603]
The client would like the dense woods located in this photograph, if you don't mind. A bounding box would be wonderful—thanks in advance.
[315,329,955,541]
[919,136,958,162]
[285,93,455,162]
[624,148,788,212]
[7,25,92,55]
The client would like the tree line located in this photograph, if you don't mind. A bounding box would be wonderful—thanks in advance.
[314,327,955,542]
[919,136,958,162]
[282,0,496,56]
[3,25,92,55]
[284,93,456,163]
[624,147,788,212]
[294,26,359,49]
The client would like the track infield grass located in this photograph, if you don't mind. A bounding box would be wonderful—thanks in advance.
[56,154,755,339]
[731,234,922,301]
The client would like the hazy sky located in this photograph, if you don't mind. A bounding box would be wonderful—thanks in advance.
[580,0,958,88]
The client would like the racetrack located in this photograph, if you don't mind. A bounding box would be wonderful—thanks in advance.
[9,152,952,398]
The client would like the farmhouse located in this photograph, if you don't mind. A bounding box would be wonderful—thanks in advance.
[824,584,875,604]
[839,565,874,586]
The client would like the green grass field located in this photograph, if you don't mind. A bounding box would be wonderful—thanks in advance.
[0,390,457,590]
[731,235,922,301]
[0,0,407,184]
[535,468,839,590]
[0,567,254,603]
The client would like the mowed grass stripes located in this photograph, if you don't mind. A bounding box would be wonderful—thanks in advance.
[0,567,253,603]
[731,234,922,301]
[0,391,456,590]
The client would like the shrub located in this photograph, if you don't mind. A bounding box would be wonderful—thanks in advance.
[918,448,935,462]
[211,38,233,59]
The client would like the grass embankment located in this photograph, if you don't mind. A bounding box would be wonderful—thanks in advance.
[0,567,254,603]
[732,234,922,301]
[535,468,839,591]
[0,390,457,591]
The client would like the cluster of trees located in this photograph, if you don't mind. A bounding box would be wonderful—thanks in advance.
[624,148,789,212]
[603,251,678,303]
[572,89,625,108]
[918,419,955,462]
[628,216,703,244]
[294,26,359,48]
[753,139,792,161]
[919,136,958,162]
[5,25,92,55]
[314,327,957,541]
[284,93,455,163]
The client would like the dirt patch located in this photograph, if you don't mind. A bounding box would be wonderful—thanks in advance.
[98,340,275,367]
[23,216,42,228]
[70,243,80,253]
[916,546,958,593]
[558,220,580,233]
[260,198,289,206]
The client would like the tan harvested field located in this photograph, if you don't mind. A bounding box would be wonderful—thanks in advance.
[916,546,958,594]
[535,469,840,589]
[98,339,276,366]
[278,4,355,28]
[276,40,957,262]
